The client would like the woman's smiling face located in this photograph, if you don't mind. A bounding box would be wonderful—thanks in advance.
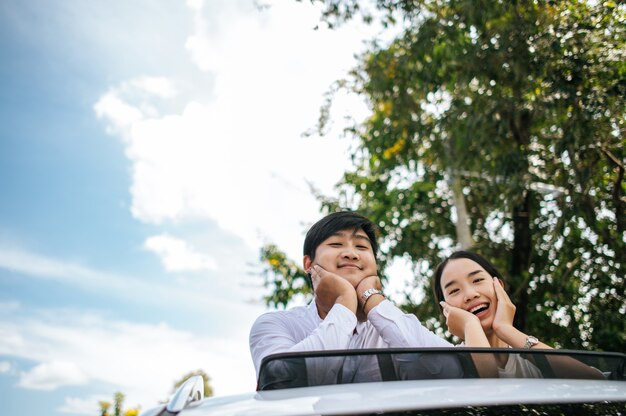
[440,258,498,333]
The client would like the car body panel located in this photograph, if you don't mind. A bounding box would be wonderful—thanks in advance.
[140,349,626,416]
[175,378,626,416]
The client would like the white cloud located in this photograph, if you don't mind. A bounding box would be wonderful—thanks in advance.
[0,247,116,287]
[0,361,11,373]
[58,395,109,416]
[94,92,143,138]
[0,246,262,315]
[185,33,213,72]
[93,76,178,139]
[0,304,257,406]
[94,1,376,261]
[144,233,218,272]
[131,77,178,98]
[18,360,88,391]
[186,0,204,12]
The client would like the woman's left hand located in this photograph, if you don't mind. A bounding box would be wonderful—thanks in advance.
[492,277,516,333]
[440,301,480,341]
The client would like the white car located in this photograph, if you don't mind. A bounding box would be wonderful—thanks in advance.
[140,348,626,415]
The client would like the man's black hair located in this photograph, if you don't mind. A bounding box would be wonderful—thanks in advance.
[432,250,503,310]
[303,211,379,260]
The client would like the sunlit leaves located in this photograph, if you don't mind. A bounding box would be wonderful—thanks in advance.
[260,244,312,308]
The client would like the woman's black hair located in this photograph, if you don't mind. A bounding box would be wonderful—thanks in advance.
[433,250,503,310]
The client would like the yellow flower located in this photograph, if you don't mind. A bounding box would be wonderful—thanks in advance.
[383,137,407,159]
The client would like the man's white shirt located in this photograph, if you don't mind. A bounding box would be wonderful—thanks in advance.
[250,299,452,383]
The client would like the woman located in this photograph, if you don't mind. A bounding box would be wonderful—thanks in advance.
[433,250,603,378]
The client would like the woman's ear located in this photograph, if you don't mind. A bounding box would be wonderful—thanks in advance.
[303,255,312,273]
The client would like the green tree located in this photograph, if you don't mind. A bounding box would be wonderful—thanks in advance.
[98,392,139,416]
[98,400,110,416]
[261,243,312,308]
[263,0,625,351]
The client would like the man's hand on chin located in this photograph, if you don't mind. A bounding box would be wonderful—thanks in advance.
[356,275,385,317]
[310,265,358,319]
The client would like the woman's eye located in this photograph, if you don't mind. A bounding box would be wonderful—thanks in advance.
[473,277,484,284]
[357,245,369,249]
[448,289,459,295]
[329,243,342,247]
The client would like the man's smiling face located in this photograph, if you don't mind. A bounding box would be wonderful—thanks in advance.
[304,227,377,288]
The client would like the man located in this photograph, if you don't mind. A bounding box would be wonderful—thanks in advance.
[249,211,477,386]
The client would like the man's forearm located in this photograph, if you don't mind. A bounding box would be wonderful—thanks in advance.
[368,300,453,348]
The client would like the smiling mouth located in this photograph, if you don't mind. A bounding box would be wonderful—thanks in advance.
[468,303,489,315]
[338,264,361,270]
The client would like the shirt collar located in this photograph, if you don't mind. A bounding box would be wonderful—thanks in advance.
[308,301,323,323]
[354,320,367,335]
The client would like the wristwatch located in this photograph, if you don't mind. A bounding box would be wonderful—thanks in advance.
[361,288,384,305]
[523,335,539,349]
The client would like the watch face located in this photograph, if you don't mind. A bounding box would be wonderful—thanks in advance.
[525,336,539,348]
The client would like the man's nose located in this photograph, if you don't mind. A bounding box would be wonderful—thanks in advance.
[341,246,359,259]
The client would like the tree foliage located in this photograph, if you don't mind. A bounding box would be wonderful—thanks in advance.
[261,244,312,308]
[264,0,625,351]
[98,392,139,416]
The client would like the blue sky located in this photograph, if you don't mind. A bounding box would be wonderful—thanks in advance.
[0,1,392,415]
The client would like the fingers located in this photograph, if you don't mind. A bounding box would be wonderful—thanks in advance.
[308,265,326,286]
[309,265,338,289]
[492,277,501,299]
[356,274,382,292]
[311,264,331,274]
[493,277,512,302]
[307,264,322,276]
[440,301,449,318]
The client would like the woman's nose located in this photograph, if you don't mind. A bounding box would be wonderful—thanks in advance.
[464,289,479,302]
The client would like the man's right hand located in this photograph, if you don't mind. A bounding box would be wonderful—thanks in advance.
[310,265,358,319]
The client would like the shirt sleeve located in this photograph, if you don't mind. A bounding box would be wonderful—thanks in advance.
[367,299,453,348]
[249,303,357,377]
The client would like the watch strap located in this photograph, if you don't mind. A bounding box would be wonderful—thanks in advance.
[361,288,383,305]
